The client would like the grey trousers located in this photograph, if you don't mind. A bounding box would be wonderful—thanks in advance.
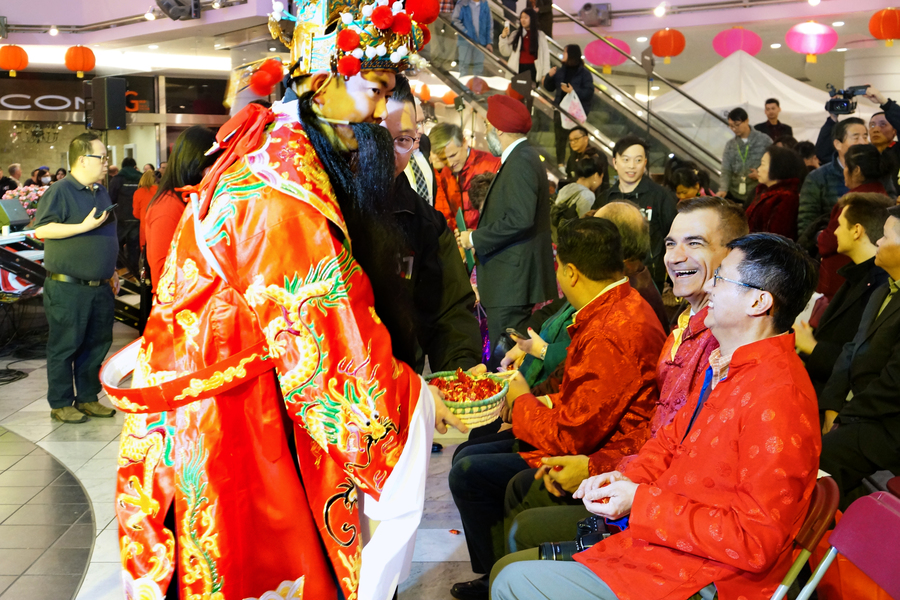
[492,560,620,600]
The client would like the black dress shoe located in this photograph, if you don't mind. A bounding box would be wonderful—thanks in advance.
[432,442,443,453]
[450,575,489,600]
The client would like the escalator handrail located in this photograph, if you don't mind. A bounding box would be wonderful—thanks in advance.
[549,3,729,127]
[438,13,723,175]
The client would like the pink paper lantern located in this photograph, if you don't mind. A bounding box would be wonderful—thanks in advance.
[712,27,762,57]
[585,38,631,74]
[785,21,838,63]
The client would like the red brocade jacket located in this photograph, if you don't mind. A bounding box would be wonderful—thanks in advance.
[616,306,719,473]
[512,282,666,471]
[745,178,800,241]
[100,104,428,600]
[574,334,822,600]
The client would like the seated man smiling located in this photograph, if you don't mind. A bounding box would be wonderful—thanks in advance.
[449,218,666,600]
[493,233,822,600]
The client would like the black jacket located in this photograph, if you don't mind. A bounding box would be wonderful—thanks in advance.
[802,257,888,395]
[820,281,900,459]
[108,166,142,222]
[393,176,482,373]
[592,176,678,288]
[0,176,17,195]
[816,99,900,184]
[474,140,556,308]
[542,64,594,114]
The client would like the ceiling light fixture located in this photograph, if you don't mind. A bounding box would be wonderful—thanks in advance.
[653,2,666,18]
[144,7,156,20]
[212,0,222,7]
[651,85,659,90]
[808,0,820,5]
[148,44,159,49]
[770,43,782,49]
[269,46,277,51]
[48,25,59,36]
[637,36,648,42]
[832,21,844,27]
[836,47,848,52]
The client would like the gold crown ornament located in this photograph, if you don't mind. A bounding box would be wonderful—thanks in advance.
[269,0,439,79]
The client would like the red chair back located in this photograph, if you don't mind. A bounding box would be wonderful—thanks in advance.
[829,491,900,599]
[795,477,840,553]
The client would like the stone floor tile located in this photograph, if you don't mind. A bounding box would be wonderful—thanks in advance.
[411,528,471,562]
[0,574,81,600]
[0,524,71,549]
[25,547,92,575]
[0,548,44,575]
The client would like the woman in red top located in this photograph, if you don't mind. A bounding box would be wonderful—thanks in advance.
[817,144,892,298]
[746,145,806,240]
[132,169,158,249]
[144,126,219,291]
[498,8,550,85]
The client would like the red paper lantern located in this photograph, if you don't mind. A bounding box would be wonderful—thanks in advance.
[442,90,458,105]
[466,76,489,94]
[506,83,524,101]
[650,28,685,64]
[0,45,28,77]
[406,0,440,25]
[584,38,630,74]
[65,45,95,78]
[417,84,431,102]
[712,27,762,58]
[785,21,838,63]
[870,8,900,47]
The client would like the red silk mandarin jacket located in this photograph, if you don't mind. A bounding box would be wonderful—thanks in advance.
[103,105,424,600]
[616,307,719,474]
[575,334,822,600]
[513,282,667,470]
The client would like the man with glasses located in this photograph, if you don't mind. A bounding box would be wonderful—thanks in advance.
[593,135,677,291]
[383,75,482,374]
[717,107,772,206]
[564,126,600,182]
[493,233,822,600]
[33,132,118,423]
[402,97,437,206]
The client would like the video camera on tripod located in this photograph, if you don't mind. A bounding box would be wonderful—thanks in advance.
[825,84,870,115]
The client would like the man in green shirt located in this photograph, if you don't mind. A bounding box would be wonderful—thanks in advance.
[33,132,118,423]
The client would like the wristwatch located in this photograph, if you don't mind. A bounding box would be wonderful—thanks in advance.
[539,344,548,360]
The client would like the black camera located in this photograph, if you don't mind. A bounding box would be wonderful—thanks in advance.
[538,515,609,561]
[825,84,870,115]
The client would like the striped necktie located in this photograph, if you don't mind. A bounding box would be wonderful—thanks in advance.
[410,159,430,202]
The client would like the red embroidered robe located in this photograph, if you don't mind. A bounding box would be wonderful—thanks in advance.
[574,334,822,600]
[101,103,427,600]
[512,282,666,469]
[614,306,718,474]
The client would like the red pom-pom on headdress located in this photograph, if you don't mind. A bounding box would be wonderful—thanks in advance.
[338,55,362,77]
[259,58,284,81]
[406,0,439,24]
[372,6,395,29]
[337,29,361,52]
[421,24,431,46]
[391,12,412,35]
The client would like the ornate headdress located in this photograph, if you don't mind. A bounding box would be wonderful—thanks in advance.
[269,0,438,79]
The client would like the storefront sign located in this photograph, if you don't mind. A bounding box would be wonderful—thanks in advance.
[0,75,155,112]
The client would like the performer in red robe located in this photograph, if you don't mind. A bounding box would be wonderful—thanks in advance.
[98,2,465,599]
[493,233,822,600]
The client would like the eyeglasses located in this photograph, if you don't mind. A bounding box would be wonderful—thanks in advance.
[712,267,765,292]
[84,154,109,163]
[393,135,417,154]
[569,135,587,142]
[727,121,746,131]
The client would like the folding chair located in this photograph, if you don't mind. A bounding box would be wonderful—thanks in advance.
[796,491,900,600]
[769,476,840,600]
[886,476,900,499]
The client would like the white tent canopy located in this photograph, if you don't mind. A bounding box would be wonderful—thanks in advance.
[652,50,875,160]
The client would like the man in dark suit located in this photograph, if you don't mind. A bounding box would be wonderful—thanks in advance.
[795,193,891,395]
[820,203,900,498]
[457,95,556,367]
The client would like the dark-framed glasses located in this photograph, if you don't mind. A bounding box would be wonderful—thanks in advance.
[712,267,765,291]
[84,154,109,163]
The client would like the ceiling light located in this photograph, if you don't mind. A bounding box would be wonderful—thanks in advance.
[48,26,59,36]
[144,7,156,20]
[269,47,277,51]
[637,36,648,42]
[653,2,666,17]
[770,43,782,49]
[832,21,844,27]
[214,43,221,48]
[148,44,159,49]
[651,85,659,90]
[50,146,54,149]
[808,0,820,5]
[836,47,848,52]
[212,0,222,7]
[57,125,63,129]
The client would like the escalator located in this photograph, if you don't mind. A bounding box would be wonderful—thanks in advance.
[418,0,731,180]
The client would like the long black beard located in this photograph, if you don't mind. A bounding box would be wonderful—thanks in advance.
[296,93,417,367]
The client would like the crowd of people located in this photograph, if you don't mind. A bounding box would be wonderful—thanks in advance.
[19,2,900,598]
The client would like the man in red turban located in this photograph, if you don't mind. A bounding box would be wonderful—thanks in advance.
[457,95,556,368]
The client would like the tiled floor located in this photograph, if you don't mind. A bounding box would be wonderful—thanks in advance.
[0,321,479,599]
